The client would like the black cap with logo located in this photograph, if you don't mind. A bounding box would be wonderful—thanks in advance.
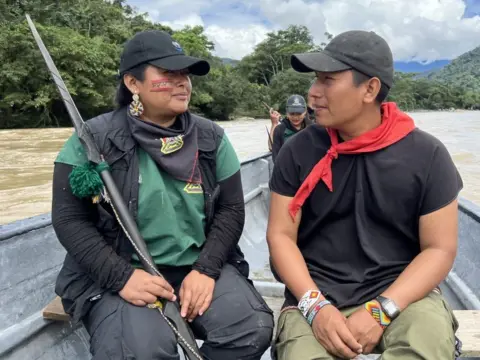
[286,94,307,114]
[119,30,210,76]
[291,30,394,88]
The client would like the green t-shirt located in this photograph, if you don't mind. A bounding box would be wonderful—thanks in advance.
[55,130,240,267]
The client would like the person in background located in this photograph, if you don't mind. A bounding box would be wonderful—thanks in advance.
[267,29,462,360]
[51,29,273,360]
[267,78,316,152]
[270,94,313,162]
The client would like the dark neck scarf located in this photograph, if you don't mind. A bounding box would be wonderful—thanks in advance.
[128,111,202,184]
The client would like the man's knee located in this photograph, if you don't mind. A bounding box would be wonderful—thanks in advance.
[273,309,333,360]
[85,293,179,360]
[381,292,457,360]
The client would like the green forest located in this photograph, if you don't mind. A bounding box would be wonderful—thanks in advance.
[1,0,479,129]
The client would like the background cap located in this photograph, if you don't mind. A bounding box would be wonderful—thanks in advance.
[119,30,210,76]
[286,94,307,113]
[291,30,394,88]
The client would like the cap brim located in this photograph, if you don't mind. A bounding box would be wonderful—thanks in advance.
[286,106,306,113]
[150,54,210,76]
[291,52,351,73]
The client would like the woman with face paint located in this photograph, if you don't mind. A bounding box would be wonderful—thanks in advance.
[51,30,273,360]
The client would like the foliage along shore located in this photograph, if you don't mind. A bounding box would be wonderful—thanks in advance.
[1,0,479,129]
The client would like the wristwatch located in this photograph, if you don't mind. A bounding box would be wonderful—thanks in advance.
[376,295,400,320]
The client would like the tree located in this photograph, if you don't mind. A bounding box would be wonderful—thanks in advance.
[0,22,119,128]
[268,68,313,111]
[0,0,228,127]
[237,25,315,86]
[0,0,478,129]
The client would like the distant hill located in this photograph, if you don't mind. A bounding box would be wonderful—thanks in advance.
[414,67,443,80]
[427,46,480,91]
[221,57,240,67]
[394,60,449,73]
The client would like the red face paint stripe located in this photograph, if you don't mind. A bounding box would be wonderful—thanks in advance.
[151,78,174,92]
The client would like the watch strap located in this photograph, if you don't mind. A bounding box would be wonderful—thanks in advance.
[376,295,400,320]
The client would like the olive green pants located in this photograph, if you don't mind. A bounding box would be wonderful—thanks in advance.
[273,292,459,360]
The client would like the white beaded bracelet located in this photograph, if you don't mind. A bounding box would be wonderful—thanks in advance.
[298,289,322,318]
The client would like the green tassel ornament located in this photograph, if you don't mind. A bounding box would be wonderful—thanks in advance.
[69,162,110,199]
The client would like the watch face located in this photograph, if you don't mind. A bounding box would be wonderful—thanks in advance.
[384,301,397,315]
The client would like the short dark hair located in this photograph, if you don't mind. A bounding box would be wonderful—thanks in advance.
[351,69,389,104]
[115,63,149,108]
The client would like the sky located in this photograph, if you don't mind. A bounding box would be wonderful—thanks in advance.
[125,0,480,65]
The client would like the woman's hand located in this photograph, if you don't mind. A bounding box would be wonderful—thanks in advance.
[119,269,176,306]
[270,108,281,126]
[179,270,216,322]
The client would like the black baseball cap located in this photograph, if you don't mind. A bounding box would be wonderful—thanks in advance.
[119,30,210,76]
[291,30,394,88]
[286,94,307,113]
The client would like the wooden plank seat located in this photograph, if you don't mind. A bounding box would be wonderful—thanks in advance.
[43,296,480,357]
[43,296,71,322]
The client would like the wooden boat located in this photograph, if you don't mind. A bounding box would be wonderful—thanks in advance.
[0,153,479,359]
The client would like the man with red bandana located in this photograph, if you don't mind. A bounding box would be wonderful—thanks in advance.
[267,30,462,360]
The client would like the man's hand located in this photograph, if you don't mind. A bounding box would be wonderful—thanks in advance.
[346,308,384,355]
[179,270,215,322]
[311,305,363,359]
[269,108,281,125]
[119,269,176,306]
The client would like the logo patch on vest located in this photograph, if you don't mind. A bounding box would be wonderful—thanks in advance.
[184,183,203,194]
[160,135,184,154]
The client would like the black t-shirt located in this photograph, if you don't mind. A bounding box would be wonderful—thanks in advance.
[269,124,463,309]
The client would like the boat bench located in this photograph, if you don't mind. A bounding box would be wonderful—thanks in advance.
[43,296,480,358]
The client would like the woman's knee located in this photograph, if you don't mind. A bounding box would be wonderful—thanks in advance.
[250,322,274,354]
[86,293,179,359]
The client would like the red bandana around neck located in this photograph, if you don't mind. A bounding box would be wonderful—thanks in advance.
[288,102,416,219]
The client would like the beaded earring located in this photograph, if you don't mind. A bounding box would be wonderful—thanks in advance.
[129,93,144,116]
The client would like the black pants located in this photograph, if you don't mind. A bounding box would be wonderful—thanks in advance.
[83,264,274,360]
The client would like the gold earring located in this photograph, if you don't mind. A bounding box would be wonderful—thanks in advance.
[129,93,144,117]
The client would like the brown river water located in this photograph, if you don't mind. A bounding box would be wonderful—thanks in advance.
[1,111,479,225]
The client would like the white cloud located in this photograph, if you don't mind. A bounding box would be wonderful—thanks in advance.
[127,0,269,58]
[128,0,218,22]
[142,10,269,59]
[258,0,480,62]
[204,25,269,59]
[128,0,480,62]
[162,13,205,30]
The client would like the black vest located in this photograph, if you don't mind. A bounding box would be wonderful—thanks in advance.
[56,108,226,323]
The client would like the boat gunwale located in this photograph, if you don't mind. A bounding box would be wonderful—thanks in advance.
[459,196,480,223]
